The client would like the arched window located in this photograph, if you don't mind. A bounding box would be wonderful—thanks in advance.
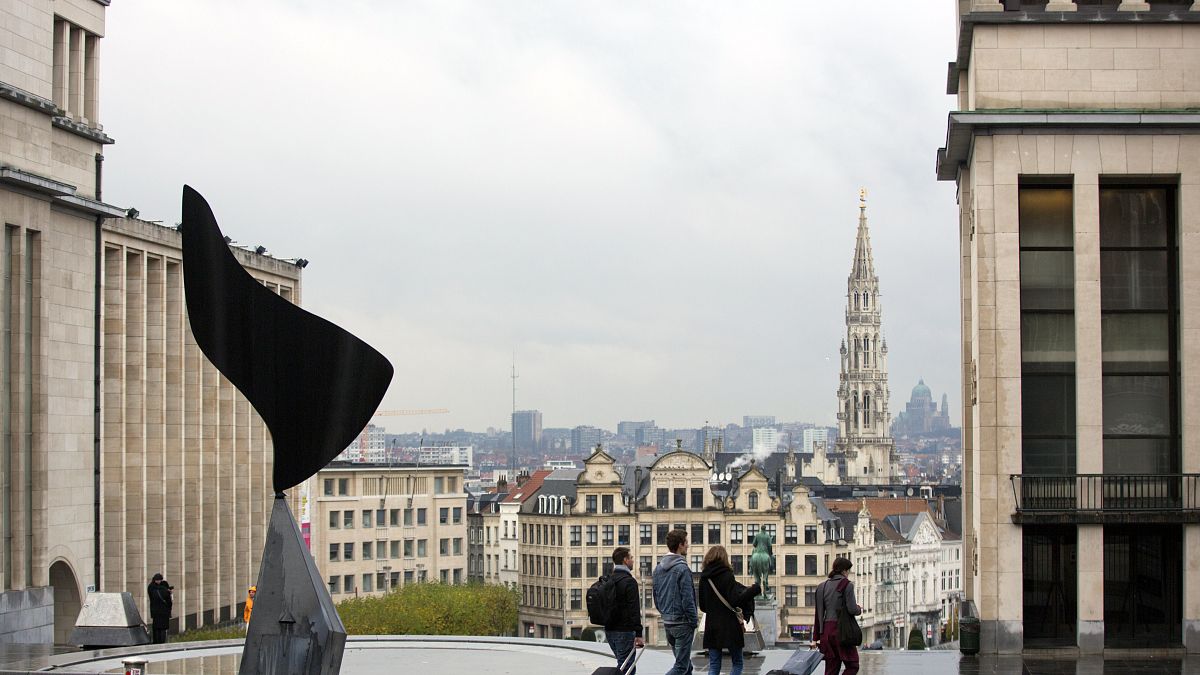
[852,392,859,428]
[863,292,870,309]
[864,392,871,426]
[853,337,860,369]
[863,337,870,367]
[854,292,860,310]
[749,491,759,509]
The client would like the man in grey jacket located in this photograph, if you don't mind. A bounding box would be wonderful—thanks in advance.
[653,529,697,675]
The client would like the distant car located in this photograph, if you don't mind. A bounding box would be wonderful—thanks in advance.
[864,639,885,650]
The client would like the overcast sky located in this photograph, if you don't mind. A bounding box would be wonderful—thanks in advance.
[100,1,962,434]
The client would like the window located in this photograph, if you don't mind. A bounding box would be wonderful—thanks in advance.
[732,555,743,575]
[640,556,652,576]
[640,524,652,545]
[453,507,462,524]
[343,543,354,561]
[805,585,817,607]
[731,524,743,544]
[363,542,373,560]
[454,538,462,555]
[709,523,721,544]
[441,570,449,584]
[747,524,759,539]
[587,525,598,546]
[338,478,349,495]
[805,555,818,576]
[763,524,776,542]
[1100,186,1179,475]
[329,544,339,561]
[440,538,449,555]
[434,477,444,494]
[377,508,386,526]
[586,495,597,513]
[417,508,427,525]
[674,488,686,509]
[602,525,614,546]
[587,557,598,577]
[344,511,354,529]
[417,539,427,557]
[618,525,630,545]
[600,494,612,513]
[785,555,797,575]
[344,575,354,593]
[363,510,372,528]
[390,509,400,526]
[329,511,339,529]
[785,525,798,545]
[691,488,704,508]
[785,585,798,607]
[691,555,702,573]
[324,479,335,496]
[657,524,669,544]
[362,574,373,593]
[390,540,400,558]
[691,524,704,546]
[603,560,614,575]
[440,508,449,524]
[570,526,582,546]
[657,488,669,509]
[329,576,339,594]
[748,492,759,509]
[377,572,387,591]
[804,525,818,544]
[571,589,582,610]
[571,557,582,578]
[404,539,414,557]
[404,508,413,526]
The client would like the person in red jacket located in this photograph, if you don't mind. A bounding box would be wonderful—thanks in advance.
[813,557,862,675]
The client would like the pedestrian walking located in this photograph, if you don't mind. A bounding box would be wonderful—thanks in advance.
[813,557,862,675]
[697,545,761,675]
[652,529,697,675]
[603,547,644,674]
[147,573,173,644]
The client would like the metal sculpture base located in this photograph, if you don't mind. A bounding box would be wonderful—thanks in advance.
[240,496,345,675]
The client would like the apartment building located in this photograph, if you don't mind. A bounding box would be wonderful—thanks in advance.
[307,463,468,599]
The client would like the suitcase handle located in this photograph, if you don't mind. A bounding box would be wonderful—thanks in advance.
[619,646,643,674]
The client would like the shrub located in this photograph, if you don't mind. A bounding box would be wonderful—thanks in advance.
[338,582,518,636]
[579,627,597,642]
[170,624,244,642]
[907,626,926,650]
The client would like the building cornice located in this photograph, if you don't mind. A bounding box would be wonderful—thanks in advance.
[0,81,114,144]
[948,8,1200,95]
[936,110,1200,181]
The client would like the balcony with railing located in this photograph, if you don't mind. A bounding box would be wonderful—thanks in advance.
[1010,474,1200,524]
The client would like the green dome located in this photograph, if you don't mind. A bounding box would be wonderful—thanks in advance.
[912,378,931,399]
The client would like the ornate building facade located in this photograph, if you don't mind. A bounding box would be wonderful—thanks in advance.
[835,194,899,484]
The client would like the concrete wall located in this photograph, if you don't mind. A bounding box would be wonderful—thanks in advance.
[0,587,54,644]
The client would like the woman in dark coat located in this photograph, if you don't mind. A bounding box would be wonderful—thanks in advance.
[698,545,761,675]
[813,557,862,675]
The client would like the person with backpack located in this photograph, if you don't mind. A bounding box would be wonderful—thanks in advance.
[599,547,644,674]
[813,557,862,675]
[697,545,760,675]
[653,529,697,675]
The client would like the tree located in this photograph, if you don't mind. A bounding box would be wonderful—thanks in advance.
[907,626,926,650]
[338,583,518,636]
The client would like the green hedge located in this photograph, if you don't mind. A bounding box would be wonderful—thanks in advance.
[907,626,926,650]
[337,582,518,636]
[170,624,244,642]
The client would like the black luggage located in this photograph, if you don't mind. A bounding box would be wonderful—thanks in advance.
[590,646,642,675]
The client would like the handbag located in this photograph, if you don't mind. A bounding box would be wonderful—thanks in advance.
[707,580,764,652]
[835,579,863,648]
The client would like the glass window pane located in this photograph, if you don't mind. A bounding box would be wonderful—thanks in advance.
[1021,439,1077,475]
[1103,438,1174,475]
[1102,375,1171,437]
[1022,374,1076,437]
[1020,187,1073,248]
[1101,251,1168,311]
[1101,315,1168,370]
[1021,313,1076,363]
[1100,188,1169,248]
[1021,251,1075,310]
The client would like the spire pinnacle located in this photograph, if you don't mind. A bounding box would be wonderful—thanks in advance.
[851,190,876,281]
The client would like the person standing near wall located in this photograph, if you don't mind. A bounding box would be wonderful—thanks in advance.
[147,573,173,644]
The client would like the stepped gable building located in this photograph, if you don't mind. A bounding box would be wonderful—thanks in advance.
[0,0,300,643]
[835,193,899,484]
[893,379,953,436]
[937,0,1200,655]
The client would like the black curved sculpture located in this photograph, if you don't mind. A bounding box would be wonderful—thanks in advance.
[181,185,392,492]
[181,186,393,675]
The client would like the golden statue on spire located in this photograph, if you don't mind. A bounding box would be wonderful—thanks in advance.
[859,187,867,206]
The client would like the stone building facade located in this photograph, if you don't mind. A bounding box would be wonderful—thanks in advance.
[835,196,899,484]
[937,0,1200,654]
[0,0,303,642]
[307,464,469,598]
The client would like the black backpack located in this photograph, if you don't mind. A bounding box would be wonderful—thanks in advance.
[586,574,618,626]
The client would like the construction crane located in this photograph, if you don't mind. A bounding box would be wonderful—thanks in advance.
[373,408,450,417]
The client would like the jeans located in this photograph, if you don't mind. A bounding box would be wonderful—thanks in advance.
[707,647,744,675]
[607,630,637,675]
[664,623,695,675]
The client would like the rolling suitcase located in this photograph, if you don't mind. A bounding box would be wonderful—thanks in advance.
[766,647,823,675]
[590,646,643,675]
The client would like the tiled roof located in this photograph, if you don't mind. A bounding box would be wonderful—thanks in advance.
[502,469,553,504]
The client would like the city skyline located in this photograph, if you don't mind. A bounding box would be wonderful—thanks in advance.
[98,2,961,433]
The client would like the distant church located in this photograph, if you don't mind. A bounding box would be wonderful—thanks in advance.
[834,191,899,484]
[892,378,951,436]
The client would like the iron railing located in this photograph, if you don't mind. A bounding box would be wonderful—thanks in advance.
[1010,474,1200,519]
